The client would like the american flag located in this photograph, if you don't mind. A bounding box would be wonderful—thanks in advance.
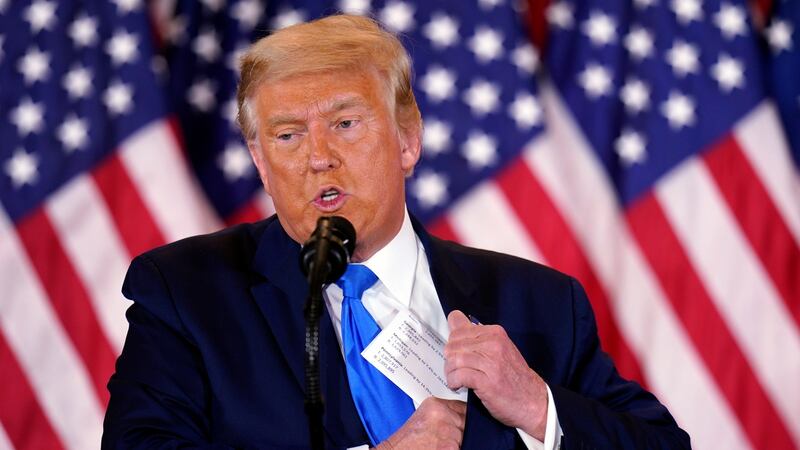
[0,0,798,449]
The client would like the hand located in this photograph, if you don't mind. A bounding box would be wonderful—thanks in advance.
[374,397,466,450]
[444,310,549,441]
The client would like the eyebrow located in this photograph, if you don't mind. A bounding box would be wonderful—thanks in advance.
[265,96,369,129]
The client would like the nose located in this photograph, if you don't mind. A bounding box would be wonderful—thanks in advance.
[308,128,341,172]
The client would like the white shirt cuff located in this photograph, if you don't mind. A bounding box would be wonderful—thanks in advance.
[516,384,563,450]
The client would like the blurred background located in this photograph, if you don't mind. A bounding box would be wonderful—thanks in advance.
[0,0,798,448]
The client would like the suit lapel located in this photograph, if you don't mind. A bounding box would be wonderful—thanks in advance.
[412,217,518,449]
[250,219,368,447]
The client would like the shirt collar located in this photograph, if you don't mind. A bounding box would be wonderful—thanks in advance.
[360,208,417,309]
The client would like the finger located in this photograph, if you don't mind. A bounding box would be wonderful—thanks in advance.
[444,347,494,378]
[442,398,467,416]
[447,366,488,391]
[447,310,471,331]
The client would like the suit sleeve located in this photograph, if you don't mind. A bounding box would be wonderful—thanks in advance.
[550,278,691,450]
[102,255,232,450]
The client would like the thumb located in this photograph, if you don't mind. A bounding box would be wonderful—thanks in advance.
[448,310,471,331]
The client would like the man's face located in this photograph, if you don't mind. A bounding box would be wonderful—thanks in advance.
[248,69,421,261]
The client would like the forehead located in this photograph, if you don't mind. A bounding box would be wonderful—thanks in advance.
[253,69,389,120]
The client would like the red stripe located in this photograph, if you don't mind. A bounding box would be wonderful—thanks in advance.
[225,199,265,226]
[16,209,116,407]
[495,159,646,385]
[627,193,795,449]
[0,330,64,450]
[427,216,460,242]
[703,136,800,327]
[93,153,167,257]
[523,0,551,52]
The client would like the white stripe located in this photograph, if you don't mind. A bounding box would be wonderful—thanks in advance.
[119,120,221,241]
[0,423,13,450]
[45,175,131,353]
[254,190,276,218]
[525,85,751,450]
[0,212,104,450]
[657,159,800,445]
[734,102,800,244]
[447,182,544,263]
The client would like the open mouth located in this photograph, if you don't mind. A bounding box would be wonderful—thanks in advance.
[320,188,340,202]
[313,186,347,211]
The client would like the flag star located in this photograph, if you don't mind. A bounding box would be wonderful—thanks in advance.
[4,149,39,188]
[582,11,617,46]
[218,144,254,181]
[661,91,696,129]
[420,66,457,102]
[463,79,501,116]
[578,63,613,98]
[634,0,657,9]
[223,98,238,126]
[69,15,98,47]
[167,15,188,44]
[18,47,50,84]
[104,81,134,115]
[478,0,503,9]
[714,3,747,39]
[671,0,703,25]
[423,118,452,155]
[620,78,650,114]
[151,55,167,78]
[106,30,139,65]
[469,26,504,63]
[24,0,57,33]
[462,131,498,169]
[412,170,448,208]
[111,0,141,14]
[271,9,306,30]
[188,79,217,112]
[63,66,93,99]
[193,29,221,63]
[508,92,542,129]
[58,115,89,152]
[10,98,44,136]
[666,40,700,77]
[200,0,224,12]
[625,26,654,60]
[511,43,539,74]
[380,2,415,32]
[766,20,793,53]
[711,54,744,91]
[615,130,647,166]
[227,44,247,73]
[547,2,574,29]
[0,0,7,12]
[231,0,263,30]
[340,0,371,14]
[423,14,458,49]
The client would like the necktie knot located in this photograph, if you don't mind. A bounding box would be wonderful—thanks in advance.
[336,264,378,300]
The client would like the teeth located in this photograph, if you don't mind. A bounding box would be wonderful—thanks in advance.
[321,190,339,202]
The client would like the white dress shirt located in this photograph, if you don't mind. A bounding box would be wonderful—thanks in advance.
[324,209,562,450]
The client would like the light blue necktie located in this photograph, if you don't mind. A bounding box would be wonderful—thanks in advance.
[336,264,414,445]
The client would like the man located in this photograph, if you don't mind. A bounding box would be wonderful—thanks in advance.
[103,14,690,449]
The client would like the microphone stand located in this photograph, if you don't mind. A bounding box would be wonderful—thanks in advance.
[304,238,330,450]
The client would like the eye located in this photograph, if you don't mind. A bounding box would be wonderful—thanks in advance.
[338,119,356,129]
[276,132,294,141]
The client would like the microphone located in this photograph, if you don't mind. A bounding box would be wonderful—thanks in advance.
[300,216,356,286]
[300,216,355,450]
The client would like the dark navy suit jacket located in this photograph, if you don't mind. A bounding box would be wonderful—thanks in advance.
[102,216,690,449]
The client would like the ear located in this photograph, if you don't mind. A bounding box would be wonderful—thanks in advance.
[247,140,273,196]
[399,122,422,176]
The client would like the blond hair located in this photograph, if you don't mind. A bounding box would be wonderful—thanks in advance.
[236,14,422,142]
